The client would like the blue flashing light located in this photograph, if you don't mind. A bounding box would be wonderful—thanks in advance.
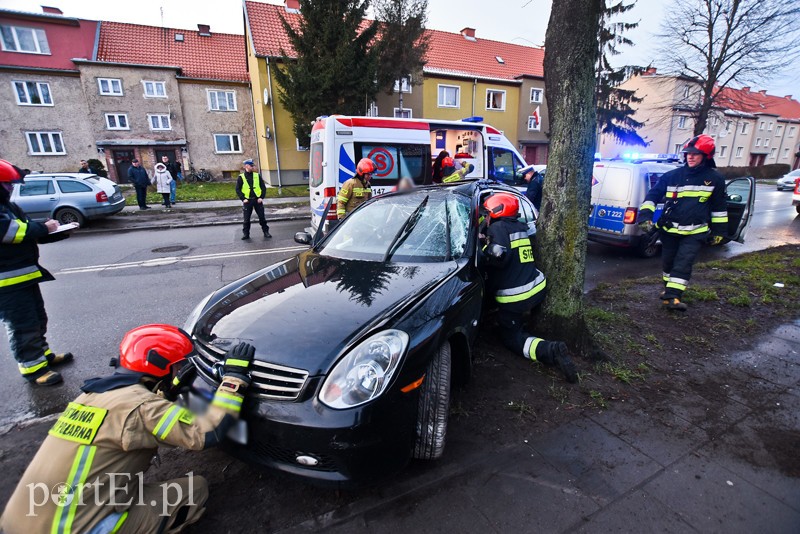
[461,116,484,123]
[594,152,602,160]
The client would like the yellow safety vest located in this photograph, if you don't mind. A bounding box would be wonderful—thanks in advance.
[239,173,262,198]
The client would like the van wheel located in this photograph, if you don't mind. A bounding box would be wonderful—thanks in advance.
[55,207,85,226]
[796,205,800,215]
[637,235,660,258]
[412,341,451,460]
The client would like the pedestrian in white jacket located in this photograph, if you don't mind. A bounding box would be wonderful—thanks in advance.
[152,163,174,209]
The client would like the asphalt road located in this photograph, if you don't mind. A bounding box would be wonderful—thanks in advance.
[0,184,797,427]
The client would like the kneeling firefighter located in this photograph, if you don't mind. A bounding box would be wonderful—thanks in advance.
[481,192,578,383]
[1,325,255,534]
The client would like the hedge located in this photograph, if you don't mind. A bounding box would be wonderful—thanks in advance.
[716,163,790,180]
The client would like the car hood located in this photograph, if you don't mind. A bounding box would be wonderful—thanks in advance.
[193,251,457,374]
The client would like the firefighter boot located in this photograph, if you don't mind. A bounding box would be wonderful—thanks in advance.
[32,370,63,386]
[45,350,73,366]
[546,341,578,383]
[662,297,688,311]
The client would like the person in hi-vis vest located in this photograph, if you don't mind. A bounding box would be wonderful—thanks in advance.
[235,159,271,240]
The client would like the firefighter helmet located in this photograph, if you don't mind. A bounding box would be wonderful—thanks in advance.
[356,158,376,175]
[0,160,23,183]
[441,156,455,169]
[483,192,520,219]
[682,135,715,158]
[119,324,195,378]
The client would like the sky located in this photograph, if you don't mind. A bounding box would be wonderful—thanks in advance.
[1,0,797,97]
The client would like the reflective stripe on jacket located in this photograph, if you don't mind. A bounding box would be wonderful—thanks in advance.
[485,217,547,312]
[336,176,372,219]
[0,203,52,293]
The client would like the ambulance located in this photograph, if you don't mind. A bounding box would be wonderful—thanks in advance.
[307,115,528,231]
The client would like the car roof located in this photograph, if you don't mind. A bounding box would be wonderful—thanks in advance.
[25,173,99,179]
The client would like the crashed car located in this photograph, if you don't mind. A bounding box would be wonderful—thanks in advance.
[183,180,537,484]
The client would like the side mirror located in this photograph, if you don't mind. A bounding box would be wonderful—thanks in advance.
[294,232,312,245]
[728,194,742,202]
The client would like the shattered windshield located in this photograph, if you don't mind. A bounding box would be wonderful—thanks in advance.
[320,192,471,262]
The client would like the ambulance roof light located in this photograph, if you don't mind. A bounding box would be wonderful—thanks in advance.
[461,116,484,123]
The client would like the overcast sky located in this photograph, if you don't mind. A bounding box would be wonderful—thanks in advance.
[2,0,797,96]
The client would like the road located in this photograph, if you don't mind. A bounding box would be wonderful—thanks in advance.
[0,184,797,427]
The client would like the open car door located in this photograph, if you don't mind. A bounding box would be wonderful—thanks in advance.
[724,176,756,243]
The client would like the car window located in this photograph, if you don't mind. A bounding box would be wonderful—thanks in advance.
[354,143,429,185]
[726,178,751,206]
[19,180,54,196]
[309,143,324,188]
[645,172,663,189]
[489,148,525,185]
[57,180,92,193]
[320,192,471,262]
[518,196,535,224]
[598,167,632,202]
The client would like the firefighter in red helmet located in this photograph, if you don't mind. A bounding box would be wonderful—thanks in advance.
[636,134,728,311]
[0,159,74,386]
[481,192,578,383]
[1,325,255,534]
[337,158,375,219]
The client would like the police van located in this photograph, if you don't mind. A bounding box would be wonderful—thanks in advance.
[308,116,527,231]
[589,154,756,257]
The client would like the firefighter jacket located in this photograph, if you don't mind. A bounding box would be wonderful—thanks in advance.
[442,163,475,183]
[484,217,546,313]
[236,172,266,201]
[638,164,728,236]
[0,202,57,294]
[336,176,372,219]
[0,378,244,534]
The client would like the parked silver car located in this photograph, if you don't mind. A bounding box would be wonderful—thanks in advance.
[776,169,800,191]
[11,173,125,225]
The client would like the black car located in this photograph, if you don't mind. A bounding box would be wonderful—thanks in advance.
[183,180,538,485]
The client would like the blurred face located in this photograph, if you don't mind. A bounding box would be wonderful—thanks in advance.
[686,153,704,168]
[132,161,140,167]
[161,156,169,163]
[524,170,534,182]
[244,164,254,172]
[80,160,88,168]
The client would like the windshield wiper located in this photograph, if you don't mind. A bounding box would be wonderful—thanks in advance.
[383,194,429,262]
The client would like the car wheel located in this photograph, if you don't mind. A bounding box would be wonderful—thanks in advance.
[412,340,451,461]
[55,207,85,226]
[796,205,800,215]
[637,235,660,258]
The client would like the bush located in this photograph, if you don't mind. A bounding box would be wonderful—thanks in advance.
[87,158,108,177]
[717,163,790,180]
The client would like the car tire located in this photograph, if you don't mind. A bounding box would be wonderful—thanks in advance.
[55,207,85,226]
[637,235,660,258]
[412,340,451,461]
[796,205,800,215]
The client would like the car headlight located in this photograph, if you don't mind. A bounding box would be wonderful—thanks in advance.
[319,330,409,409]
[183,293,213,333]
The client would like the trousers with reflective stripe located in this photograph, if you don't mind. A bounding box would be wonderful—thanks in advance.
[0,283,53,377]
[660,231,706,299]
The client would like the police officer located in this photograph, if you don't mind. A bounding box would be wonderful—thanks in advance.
[637,135,728,311]
[337,158,374,219]
[0,160,74,386]
[1,325,254,534]
[441,156,474,183]
[235,159,271,240]
[482,192,578,383]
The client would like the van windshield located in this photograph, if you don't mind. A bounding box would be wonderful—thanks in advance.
[355,143,429,185]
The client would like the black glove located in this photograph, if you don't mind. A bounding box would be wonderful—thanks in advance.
[222,342,255,385]
[164,363,197,401]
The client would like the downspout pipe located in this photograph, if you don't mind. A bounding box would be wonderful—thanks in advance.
[266,58,282,188]
[472,78,477,116]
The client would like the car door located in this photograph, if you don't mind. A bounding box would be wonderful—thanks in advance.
[724,176,756,243]
[13,179,58,221]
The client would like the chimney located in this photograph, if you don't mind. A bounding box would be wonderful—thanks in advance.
[197,24,211,36]
[644,67,657,75]
[460,27,476,41]
[742,87,750,92]
[285,0,300,11]
[758,89,767,95]
[41,6,63,15]
[785,95,793,99]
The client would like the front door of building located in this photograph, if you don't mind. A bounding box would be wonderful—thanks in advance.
[113,150,134,183]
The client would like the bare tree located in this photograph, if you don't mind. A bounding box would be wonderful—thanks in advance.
[658,0,800,135]
[537,0,604,352]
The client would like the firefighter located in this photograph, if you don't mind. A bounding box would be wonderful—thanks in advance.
[337,158,374,219]
[1,325,254,534]
[0,159,74,386]
[637,135,728,311]
[441,156,475,183]
[481,192,578,383]
[235,159,271,240]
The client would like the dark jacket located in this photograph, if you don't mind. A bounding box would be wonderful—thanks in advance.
[127,165,150,187]
[77,167,92,174]
[638,163,728,236]
[164,161,182,180]
[235,171,267,201]
[525,173,543,212]
[0,202,57,293]
[484,217,547,313]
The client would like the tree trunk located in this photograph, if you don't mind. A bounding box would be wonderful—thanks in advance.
[536,0,604,354]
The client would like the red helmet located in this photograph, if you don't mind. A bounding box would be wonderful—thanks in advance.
[118,324,195,378]
[0,160,22,183]
[441,156,455,169]
[483,192,519,219]
[682,135,715,158]
[356,158,376,175]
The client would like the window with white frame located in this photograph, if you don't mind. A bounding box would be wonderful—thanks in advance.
[213,133,242,153]
[366,101,378,117]
[530,88,543,103]
[790,126,797,136]
[677,116,687,129]
[486,89,506,110]
[713,116,720,126]
[719,146,727,158]
[740,123,748,134]
[393,108,412,118]
[98,78,123,96]
[296,138,309,151]
[683,85,690,98]
[759,121,765,130]
[735,146,743,158]
[776,125,783,135]
[0,25,50,54]
[783,148,790,159]
[438,84,459,108]
[392,76,412,93]
[148,114,171,131]
[755,138,761,146]
[25,131,64,155]
[13,81,52,105]
[142,81,166,98]
[208,90,237,111]
[105,113,129,130]
[527,114,541,131]
[768,121,773,131]
[764,137,770,146]
[674,144,683,153]
[726,120,732,131]
[769,148,777,158]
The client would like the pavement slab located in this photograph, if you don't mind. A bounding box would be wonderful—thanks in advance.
[574,489,698,534]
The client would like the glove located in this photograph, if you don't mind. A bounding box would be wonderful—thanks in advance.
[638,220,654,233]
[164,363,197,401]
[709,235,724,245]
[222,342,255,386]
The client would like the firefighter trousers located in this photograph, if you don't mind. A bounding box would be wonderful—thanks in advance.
[242,201,269,236]
[496,308,555,365]
[660,231,706,299]
[0,284,51,379]
[114,476,209,534]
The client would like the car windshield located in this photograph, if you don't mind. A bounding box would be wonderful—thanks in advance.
[319,191,472,262]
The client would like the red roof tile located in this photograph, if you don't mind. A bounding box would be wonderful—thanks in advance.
[717,87,800,121]
[96,21,248,82]
[244,0,544,82]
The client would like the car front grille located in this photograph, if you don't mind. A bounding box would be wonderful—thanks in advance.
[194,340,309,400]
[250,440,338,472]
